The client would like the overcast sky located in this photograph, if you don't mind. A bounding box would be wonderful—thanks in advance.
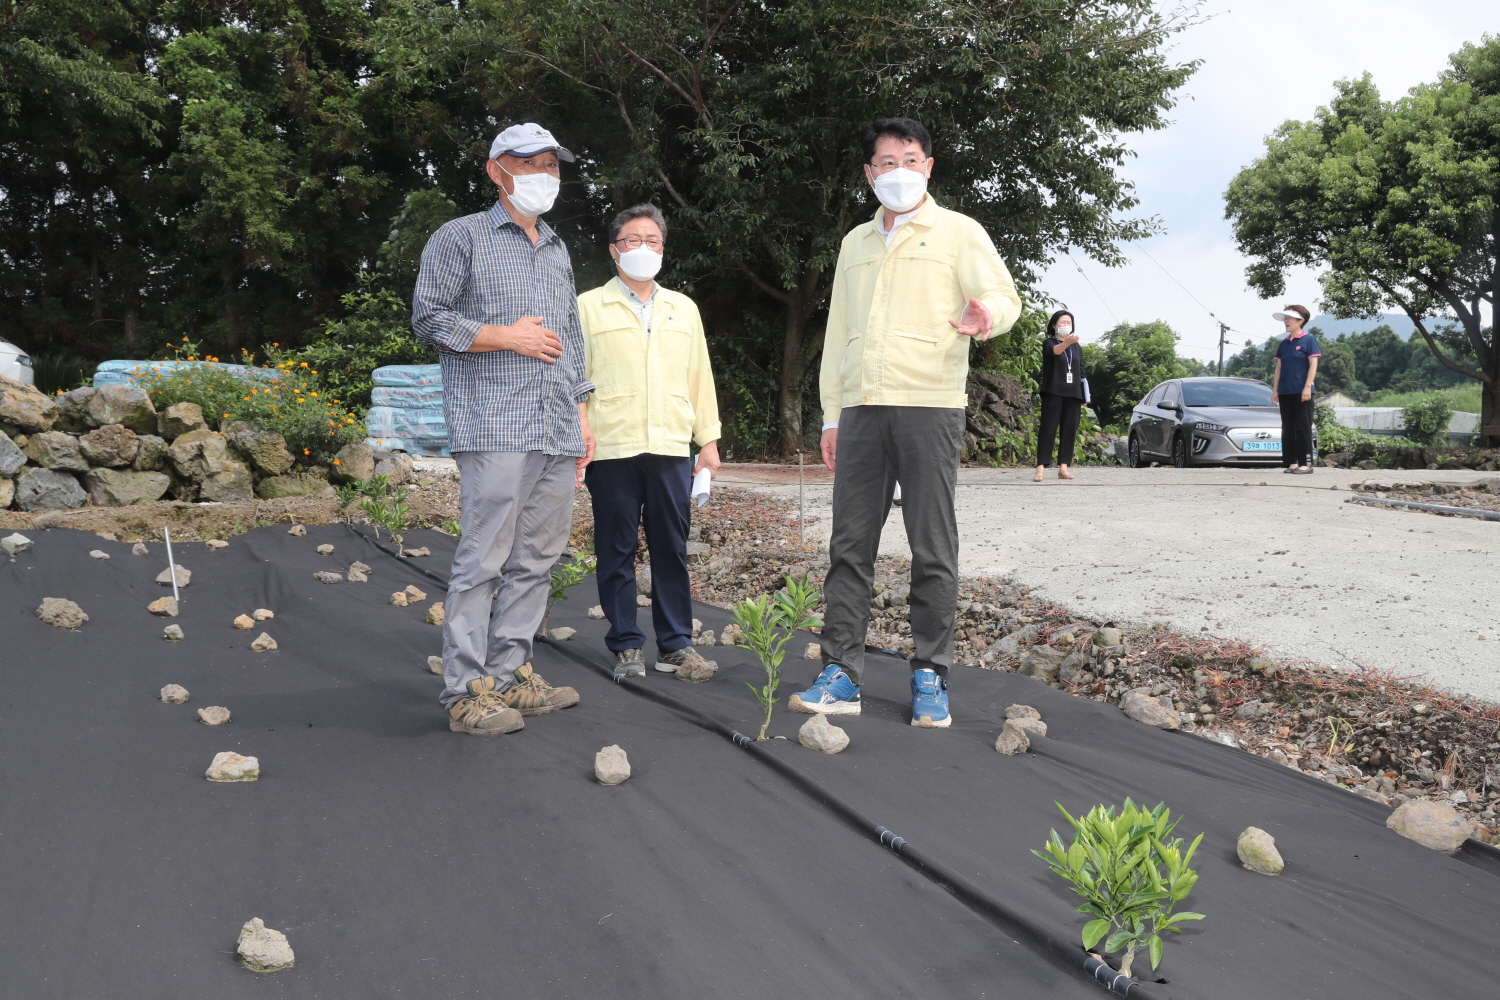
[1036,0,1497,363]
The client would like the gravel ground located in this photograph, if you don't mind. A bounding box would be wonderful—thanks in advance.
[739,464,1500,704]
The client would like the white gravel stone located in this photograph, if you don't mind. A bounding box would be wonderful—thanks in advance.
[163,623,184,640]
[798,714,849,753]
[160,684,190,704]
[198,706,231,725]
[316,543,334,555]
[994,719,1031,755]
[35,597,88,629]
[206,751,259,781]
[287,524,306,536]
[548,627,577,641]
[1237,826,1285,874]
[236,918,293,971]
[156,563,191,587]
[595,745,631,785]
[251,608,274,620]
[803,642,822,659]
[313,571,343,584]
[427,655,444,675]
[1,532,31,556]
[587,605,606,620]
[147,596,178,617]
[131,541,149,555]
[1121,689,1181,729]
[205,539,229,550]
[1009,716,1048,738]
[250,632,278,652]
[233,614,255,630]
[1386,799,1472,852]
[89,549,110,560]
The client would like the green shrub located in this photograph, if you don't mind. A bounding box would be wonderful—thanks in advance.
[133,353,363,465]
[29,351,92,395]
[1401,394,1454,446]
[1034,799,1204,979]
[285,280,435,409]
[733,576,823,740]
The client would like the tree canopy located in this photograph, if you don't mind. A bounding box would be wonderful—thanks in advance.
[2,0,1200,453]
[1081,319,1206,428]
[1224,36,1500,443]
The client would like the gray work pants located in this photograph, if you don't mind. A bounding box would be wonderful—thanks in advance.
[440,451,575,708]
[820,405,964,686]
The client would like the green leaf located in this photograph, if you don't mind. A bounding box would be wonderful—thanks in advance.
[1081,919,1111,949]
[1104,929,1135,953]
[1149,934,1163,970]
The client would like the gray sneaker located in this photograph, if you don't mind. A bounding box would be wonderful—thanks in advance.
[614,648,647,680]
[658,646,717,683]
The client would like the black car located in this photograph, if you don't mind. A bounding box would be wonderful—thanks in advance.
[1126,377,1315,467]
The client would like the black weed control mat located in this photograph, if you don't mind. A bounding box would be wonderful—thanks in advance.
[2,525,1497,999]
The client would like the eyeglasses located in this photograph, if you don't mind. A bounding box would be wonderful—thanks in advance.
[614,236,665,250]
[868,156,928,174]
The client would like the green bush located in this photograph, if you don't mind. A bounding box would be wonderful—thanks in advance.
[132,355,363,464]
[29,351,92,395]
[1400,394,1454,447]
[284,282,436,409]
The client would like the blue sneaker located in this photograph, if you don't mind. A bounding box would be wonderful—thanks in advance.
[910,669,951,728]
[788,664,861,716]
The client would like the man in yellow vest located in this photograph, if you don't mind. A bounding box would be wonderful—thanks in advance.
[791,117,1022,728]
[577,204,722,681]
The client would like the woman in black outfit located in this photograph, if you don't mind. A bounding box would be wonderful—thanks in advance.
[1035,310,1086,482]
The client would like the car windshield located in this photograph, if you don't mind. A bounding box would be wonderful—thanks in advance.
[1182,381,1273,407]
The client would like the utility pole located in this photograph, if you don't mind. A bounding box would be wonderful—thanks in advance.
[1217,322,1230,375]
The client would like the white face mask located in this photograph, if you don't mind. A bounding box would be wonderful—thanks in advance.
[870,167,928,213]
[1055,324,1073,336]
[616,244,663,281]
[499,162,560,217]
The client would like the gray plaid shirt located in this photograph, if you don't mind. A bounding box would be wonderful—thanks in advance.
[412,202,595,455]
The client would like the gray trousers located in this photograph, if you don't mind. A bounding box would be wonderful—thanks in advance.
[820,405,964,685]
[440,451,575,708]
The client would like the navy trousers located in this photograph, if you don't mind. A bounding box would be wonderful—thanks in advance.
[585,454,694,654]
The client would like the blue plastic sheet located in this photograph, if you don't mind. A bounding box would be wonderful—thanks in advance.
[371,364,443,388]
[93,359,280,387]
[371,385,445,408]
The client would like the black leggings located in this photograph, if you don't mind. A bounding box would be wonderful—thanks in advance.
[1037,393,1082,467]
[1278,396,1315,468]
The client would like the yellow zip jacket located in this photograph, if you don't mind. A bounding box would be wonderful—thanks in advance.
[819,198,1022,424]
[578,280,721,461]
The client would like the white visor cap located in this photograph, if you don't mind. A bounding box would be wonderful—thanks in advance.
[1272,311,1307,323]
[490,123,575,162]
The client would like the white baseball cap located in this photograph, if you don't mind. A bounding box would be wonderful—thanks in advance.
[489,123,575,162]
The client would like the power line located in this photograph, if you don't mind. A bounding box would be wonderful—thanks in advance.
[1063,252,1119,325]
[1135,247,1251,374]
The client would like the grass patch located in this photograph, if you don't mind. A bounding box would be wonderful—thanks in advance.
[1366,386,1481,414]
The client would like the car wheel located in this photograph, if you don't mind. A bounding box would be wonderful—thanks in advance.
[1127,433,1143,468]
[1171,434,1189,468]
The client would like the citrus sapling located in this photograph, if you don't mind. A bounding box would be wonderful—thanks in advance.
[541,549,597,634]
[1033,799,1204,978]
[732,575,823,740]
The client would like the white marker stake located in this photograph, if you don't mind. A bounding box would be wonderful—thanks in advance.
[162,526,180,604]
[798,451,805,551]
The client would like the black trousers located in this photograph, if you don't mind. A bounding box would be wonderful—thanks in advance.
[1278,396,1315,467]
[1037,392,1082,467]
[584,454,693,654]
[822,405,964,684]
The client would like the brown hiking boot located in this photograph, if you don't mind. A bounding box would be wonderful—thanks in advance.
[448,676,525,735]
[659,646,717,683]
[497,662,580,716]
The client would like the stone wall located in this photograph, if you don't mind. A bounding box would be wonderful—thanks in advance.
[0,375,412,512]
[962,369,1033,464]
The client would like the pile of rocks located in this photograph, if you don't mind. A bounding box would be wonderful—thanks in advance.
[0,374,412,511]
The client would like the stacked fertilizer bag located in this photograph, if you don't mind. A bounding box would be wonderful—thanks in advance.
[93,359,279,387]
[365,364,449,457]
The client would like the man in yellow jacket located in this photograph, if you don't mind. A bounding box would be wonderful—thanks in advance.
[578,204,722,681]
[790,117,1022,728]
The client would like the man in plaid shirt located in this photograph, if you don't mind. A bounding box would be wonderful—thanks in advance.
[412,123,596,736]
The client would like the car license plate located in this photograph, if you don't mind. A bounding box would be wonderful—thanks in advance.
[1243,440,1281,451]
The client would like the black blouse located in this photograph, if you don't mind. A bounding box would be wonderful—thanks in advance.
[1039,337,1086,399]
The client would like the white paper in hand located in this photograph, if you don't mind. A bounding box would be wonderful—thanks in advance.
[691,468,713,507]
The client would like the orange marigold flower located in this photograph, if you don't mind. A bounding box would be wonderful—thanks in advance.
[299,362,308,368]
[303,448,310,455]
[333,458,341,465]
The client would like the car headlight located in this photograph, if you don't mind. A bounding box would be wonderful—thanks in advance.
[1190,421,1228,433]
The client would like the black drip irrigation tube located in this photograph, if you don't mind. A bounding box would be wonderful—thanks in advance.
[354,523,1166,997]
[1348,495,1500,521]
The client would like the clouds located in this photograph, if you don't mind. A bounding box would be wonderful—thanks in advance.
[1034,1,1494,361]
